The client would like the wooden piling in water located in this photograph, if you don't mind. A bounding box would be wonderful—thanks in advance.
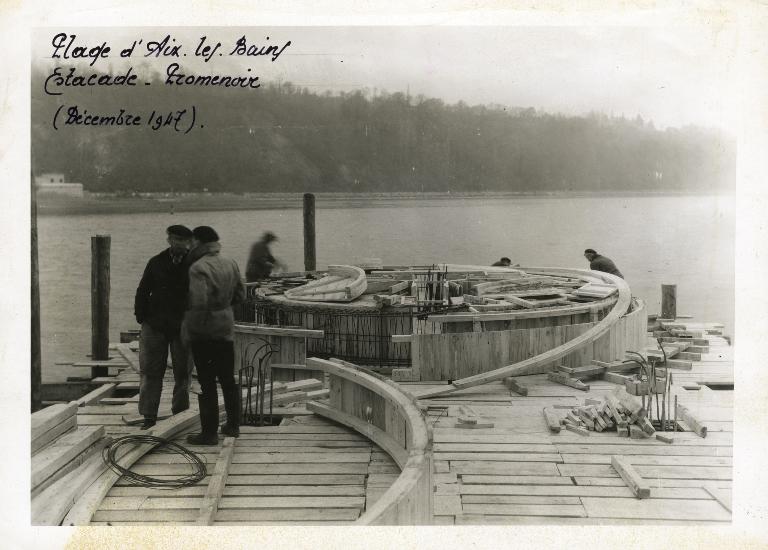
[661,284,677,319]
[91,235,111,378]
[303,193,316,271]
[31,175,42,412]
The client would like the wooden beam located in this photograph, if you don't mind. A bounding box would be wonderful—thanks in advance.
[75,384,116,407]
[32,426,105,490]
[547,372,589,391]
[504,377,528,396]
[234,324,324,339]
[565,424,590,437]
[32,402,78,443]
[611,456,650,498]
[676,404,707,438]
[197,436,236,525]
[542,408,562,433]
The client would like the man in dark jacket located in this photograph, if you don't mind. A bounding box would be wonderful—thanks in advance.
[245,231,284,282]
[584,248,624,278]
[183,226,246,445]
[134,225,194,429]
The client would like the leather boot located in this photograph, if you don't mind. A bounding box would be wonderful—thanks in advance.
[186,393,219,445]
[221,384,240,437]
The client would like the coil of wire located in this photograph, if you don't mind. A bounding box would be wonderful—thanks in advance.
[101,434,207,489]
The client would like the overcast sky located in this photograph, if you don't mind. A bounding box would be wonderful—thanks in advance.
[33,25,738,131]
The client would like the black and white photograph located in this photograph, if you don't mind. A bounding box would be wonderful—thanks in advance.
[3,1,768,548]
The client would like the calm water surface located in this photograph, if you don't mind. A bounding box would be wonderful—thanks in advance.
[38,195,734,382]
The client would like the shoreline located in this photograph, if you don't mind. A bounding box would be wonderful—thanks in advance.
[38,190,732,216]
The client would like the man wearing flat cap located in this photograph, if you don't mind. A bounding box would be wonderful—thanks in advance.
[134,225,195,429]
[183,226,246,445]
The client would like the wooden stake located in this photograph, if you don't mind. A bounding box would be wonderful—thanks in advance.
[661,284,677,320]
[31,174,42,412]
[91,235,111,378]
[303,193,316,271]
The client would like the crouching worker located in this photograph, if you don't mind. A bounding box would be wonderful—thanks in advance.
[182,226,246,445]
[134,225,195,430]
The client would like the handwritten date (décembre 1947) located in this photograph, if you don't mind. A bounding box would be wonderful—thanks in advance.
[53,105,198,134]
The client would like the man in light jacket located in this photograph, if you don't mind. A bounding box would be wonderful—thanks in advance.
[182,226,246,445]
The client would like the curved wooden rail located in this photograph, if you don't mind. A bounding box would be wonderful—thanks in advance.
[412,267,633,399]
[304,357,434,525]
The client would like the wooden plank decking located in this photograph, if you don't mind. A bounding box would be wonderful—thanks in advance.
[73,351,400,526]
[61,323,732,525]
[409,327,733,525]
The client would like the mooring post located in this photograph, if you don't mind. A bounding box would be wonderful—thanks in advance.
[303,193,316,272]
[31,175,42,412]
[91,235,111,378]
[661,284,677,320]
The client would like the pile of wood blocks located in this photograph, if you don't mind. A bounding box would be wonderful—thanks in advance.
[543,387,673,443]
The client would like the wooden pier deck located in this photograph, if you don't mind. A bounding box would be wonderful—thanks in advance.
[39,324,732,526]
[408,328,733,525]
[65,349,400,526]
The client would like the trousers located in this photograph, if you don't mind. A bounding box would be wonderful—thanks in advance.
[138,323,194,418]
[190,339,239,433]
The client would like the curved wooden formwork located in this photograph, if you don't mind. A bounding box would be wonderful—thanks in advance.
[35,325,327,526]
[304,357,434,525]
[408,268,636,399]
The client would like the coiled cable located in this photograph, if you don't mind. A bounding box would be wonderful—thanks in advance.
[101,434,207,489]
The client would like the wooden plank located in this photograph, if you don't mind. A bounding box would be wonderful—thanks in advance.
[461,503,586,517]
[461,495,583,505]
[32,402,78,443]
[75,384,117,407]
[542,407,562,433]
[224,485,365,497]
[450,462,559,476]
[31,426,105,490]
[611,456,650,498]
[196,437,236,525]
[232,452,371,464]
[548,372,589,391]
[560,454,733,466]
[31,415,76,454]
[581,497,730,521]
[229,463,369,475]
[225,474,365,485]
[215,508,360,522]
[565,424,590,437]
[676,404,707,437]
[434,443,556,453]
[703,486,732,512]
[461,475,574,485]
[436,453,563,463]
[554,444,730,456]
[218,496,365,509]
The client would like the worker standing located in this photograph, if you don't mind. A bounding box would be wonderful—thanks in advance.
[183,226,246,444]
[583,248,624,278]
[134,225,195,430]
[245,231,285,282]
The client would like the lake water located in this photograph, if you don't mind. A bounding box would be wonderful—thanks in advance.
[38,194,735,382]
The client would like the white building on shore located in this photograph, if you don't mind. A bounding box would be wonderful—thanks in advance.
[35,173,84,197]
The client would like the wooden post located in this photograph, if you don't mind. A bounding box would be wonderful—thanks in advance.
[661,284,677,319]
[91,235,111,378]
[303,193,316,272]
[31,175,42,412]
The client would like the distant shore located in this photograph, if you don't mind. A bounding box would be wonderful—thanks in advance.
[37,190,730,216]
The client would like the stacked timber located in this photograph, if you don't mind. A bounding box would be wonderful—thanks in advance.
[31,402,109,497]
[543,388,662,440]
